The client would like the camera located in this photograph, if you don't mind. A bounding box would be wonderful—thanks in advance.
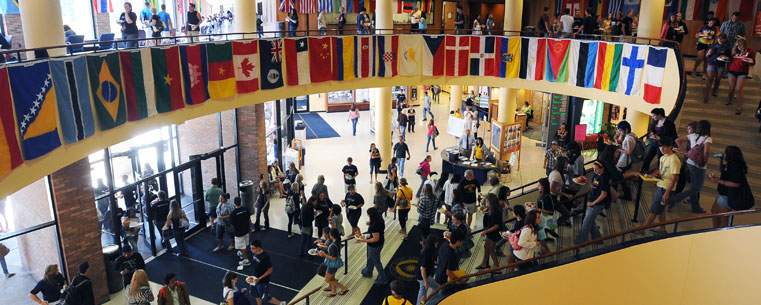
[713,153,724,158]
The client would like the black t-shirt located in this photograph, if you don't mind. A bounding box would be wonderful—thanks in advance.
[399,113,408,125]
[71,274,95,305]
[455,12,465,29]
[252,251,272,284]
[314,200,331,228]
[457,178,480,204]
[30,274,65,302]
[622,16,633,35]
[150,200,170,223]
[230,206,251,237]
[367,221,385,248]
[342,164,358,184]
[718,163,745,196]
[484,210,503,241]
[150,15,163,36]
[435,245,458,285]
[510,218,524,233]
[257,186,270,207]
[573,16,583,31]
[416,248,435,280]
[537,193,555,212]
[397,93,406,104]
[338,13,346,27]
[582,16,597,34]
[122,184,138,208]
[114,253,145,286]
[393,142,409,159]
[344,192,364,214]
[589,173,611,208]
[119,12,139,34]
[538,13,549,32]
[301,204,314,226]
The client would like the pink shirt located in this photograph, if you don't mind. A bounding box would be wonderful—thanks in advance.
[349,109,359,119]
[427,125,436,136]
[419,161,431,177]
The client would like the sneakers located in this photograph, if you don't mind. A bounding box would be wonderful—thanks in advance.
[5,273,15,279]
[239,259,251,266]
[213,246,223,252]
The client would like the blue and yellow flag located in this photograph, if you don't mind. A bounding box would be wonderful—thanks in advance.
[0,0,20,15]
[8,61,61,160]
[87,53,126,131]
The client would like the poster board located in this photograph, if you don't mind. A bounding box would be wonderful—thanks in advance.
[447,116,466,137]
[575,124,587,142]
[491,120,522,165]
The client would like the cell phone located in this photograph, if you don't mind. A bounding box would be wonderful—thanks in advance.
[713,153,724,158]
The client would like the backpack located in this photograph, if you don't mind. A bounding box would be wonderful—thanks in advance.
[153,19,165,32]
[61,278,88,305]
[686,136,708,168]
[385,296,410,305]
[398,188,411,208]
[285,193,296,214]
[628,135,646,164]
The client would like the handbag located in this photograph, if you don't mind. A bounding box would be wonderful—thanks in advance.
[508,227,523,250]
[398,188,410,209]
[686,136,707,168]
[728,174,755,210]
[0,242,9,257]
[415,166,423,175]
[316,263,327,277]
[179,212,190,228]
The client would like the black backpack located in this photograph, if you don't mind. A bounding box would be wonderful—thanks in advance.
[61,278,88,305]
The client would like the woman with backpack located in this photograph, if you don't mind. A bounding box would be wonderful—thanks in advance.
[393,178,414,240]
[426,119,438,152]
[319,229,349,297]
[285,183,301,238]
[670,120,711,213]
[709,146,753,227]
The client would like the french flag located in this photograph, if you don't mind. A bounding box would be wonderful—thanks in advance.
[643,46,667,104]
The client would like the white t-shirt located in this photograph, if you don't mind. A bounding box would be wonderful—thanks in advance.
[223,287,237,302]
[617,134,636,169]
[560,15,574,33]
[513,226,539,260]
[548,170,564,196]
[686,134,712,169]
[444,181,457,206]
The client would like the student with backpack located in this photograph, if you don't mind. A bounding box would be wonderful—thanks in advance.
[394,178,414,240]
[66,261,94,305]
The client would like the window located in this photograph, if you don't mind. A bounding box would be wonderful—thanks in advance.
[60,0,96,40]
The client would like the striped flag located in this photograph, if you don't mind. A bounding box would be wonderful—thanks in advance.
[608,0,623,15]
[594,42,623,92]
[280,0,295,12]
[151,46,185,113]
[422,35,445,76]
[92,0,114,13]
[616,44,647,96]
[180,44,210,105]
[50,56,95,144]
[87,53,126,131]
[332,36,354,81]
[308,37,333,83]
[0,68,23,176]
[355,36,374,78]
[206,42,236,99]
[567,41,599,88]
[318,0,333,12]
[545,39,571,83]
[643,46,668,104]
[681,0,703,20]
[445,35,469,77]
[727,0,754,21]
[233,40,260,93]
[398,35,421,76]
[495,37,521,78]
[9,62,61,160]
[519,37,546,81]
[375,35,399,78]
[299,0,317,13]
[285,38,311,86]
[469,36,496,77]
[119,49,156,121]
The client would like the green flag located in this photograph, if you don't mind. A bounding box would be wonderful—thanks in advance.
[86,52,126,131]
[151,46,185,113]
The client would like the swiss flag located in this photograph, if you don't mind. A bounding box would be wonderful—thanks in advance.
[233,40,260,93]
[445,35,469,77]
[308,37,333,83]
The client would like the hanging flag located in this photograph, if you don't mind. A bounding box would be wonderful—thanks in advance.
[280,0,295,12]
[594,42,623,92]
[180,44,210,105]
[616,44,647,96]
[608,0,623,15]
[119,49,156,121]
[233,40,261,93]
[260,39,285,90]
[355,36,374,78]
[519,37,546,81]
[0,68,23,176]
[705,0,722,20]
[445,35,469,77]
[375,35,399,78]
[0,0,20,14]
[681,0,703,20]
[308,37,333,83]
[398,35,422,76]
[469,36,496,77]
[643,46,667,104]
[665,0,680,18]
[567,41,599,88]
[87,53,126,131]
[300,0,317,13]
[495,37,521,78]
[284,38,311,86]
[365,0,374,13]
[93,0,114,13]
[422,35,445,76]
[332,36,354,81]
[545,39,571,83]
[206,42,236,99]
[402,0,414,12]
[319,0,333,12]
[421,0,432,13]
[151,46,185,112]
[8,62,61,160]
[622,0,640,15]
[352,0,359,12]
[50,57,95,144]
[346,0,353,12]
[395,0,402,13]
[727,0,754,21]
[333,0,341,13]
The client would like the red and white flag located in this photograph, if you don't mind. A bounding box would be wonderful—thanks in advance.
[445,35,469,77]
[285,38,310,86]
[355,36,374,78]
[422,35,445,76]
[308,37,333,83]
[299,0,317,13]
[233,40,260,93]
[469,36,496,77]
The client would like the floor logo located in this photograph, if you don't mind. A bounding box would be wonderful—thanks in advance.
[389,256,418,281]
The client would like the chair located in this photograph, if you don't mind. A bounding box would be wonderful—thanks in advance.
[98,33,115,50]
[66,35,85,54]
[137,30,146,46]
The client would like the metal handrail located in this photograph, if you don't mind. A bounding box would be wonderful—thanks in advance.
[425,207,761,304]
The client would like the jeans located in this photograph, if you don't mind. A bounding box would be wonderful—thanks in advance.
[640,140,662,173]
[0,256,8,275]
[398,158,406,177]
[574,204,605,244]
[254,204,270,230]
[361,245,387,284]
[287,213,295,235]
[122,33,138,48]
[416,277,440,305]
[426,135,437,151]
[423,107,434,120]
[299,227,313,255]
[172,228,187,255]
[400,125,407,140]
[289,25,297,37]
[667,164,706,211]
[351,118,358,136]
[416,175,427,198]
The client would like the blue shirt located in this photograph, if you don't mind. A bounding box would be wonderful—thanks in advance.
[140,8,152,27]
[158,11,171,31]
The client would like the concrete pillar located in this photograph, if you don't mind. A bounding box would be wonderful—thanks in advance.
[234,0,257,38]
[450,85,463,112]
[376,0,393,34]
[625,0,664,136]
[498,0,522,124]
[503,0,523,34]
[374,88,392,170]
[19,0,66,58]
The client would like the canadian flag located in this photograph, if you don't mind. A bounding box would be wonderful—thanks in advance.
[469,36,496,77]
[445,35,469,77]
[284,38,311,86]
[233,40,260,93]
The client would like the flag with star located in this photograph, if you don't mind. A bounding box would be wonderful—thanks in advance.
[284,38,310,86]
[8,61,61,160]
[151,46,185,113]
[206,42,236,99]
[0,67,23,175]
[233,40,260,93]
[308,37,333,83]
[259,39,285,90]
[87,52,126,130]
[180,44,210,105]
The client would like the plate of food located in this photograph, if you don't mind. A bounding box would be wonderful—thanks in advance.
[315,210,323,217]
[717,55,730,62]
[245,276,257,284]
[499,231,511,239]
[742,57,754,63]
[442,231,451,239]
[438,207,448,214]
[307,248,320,256]
[348,205,358,210]
[573,176,587,185]
[316,241,327,248]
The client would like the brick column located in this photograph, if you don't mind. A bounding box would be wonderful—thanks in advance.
[50,158,109,304]
[236,104,268,185]
[2,14,26,59]
[94,12,111,37]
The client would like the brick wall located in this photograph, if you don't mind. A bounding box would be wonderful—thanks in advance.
[236,105,267,187]
[50,158,109,304]
[177,113,222,200]
[3,14,25,59]
[94,12,112,37]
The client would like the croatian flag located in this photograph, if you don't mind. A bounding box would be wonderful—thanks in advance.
[616,44,647,96]
[375,35,398,78]
[643,46,667,104]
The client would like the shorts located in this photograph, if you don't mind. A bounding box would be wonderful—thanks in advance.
[727,71,748,79]
[234,234,249,250]
[706,64,725,73]
[207,206,217,218]
[648,187,667,215]
[463,202,476,214]
[216,224,231,240]
[251,282,272,302]
[716,195,732,210]
[696,42,710,51]
[326,267,339,275]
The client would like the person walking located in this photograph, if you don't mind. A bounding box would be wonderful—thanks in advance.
[476,194,503,270]
[314,191,332,241]
[708,146,752,228]
[422,91,434,121]
[157,273,190,305]
[398,107,409,140]
[415,235,440,305]
[115,245,145,288]
[118,2,139,48]
[457,170,480,227]
[640,137,681,234]
[299,197,316,257]
[704,33,731,103]
[407,106,416,133]
[341,184,364,238]
[426,119,438,152]
[222,272,246,305]
[453,5,465,34]
[360,208,388,285]
[641,108,677,173]
[394,178,414,240]
[285,183,301,238]
[249,240,288,305]
[348,104,360,136]
[342,157,359,193]
[71,262,95,305]
[319,229,349,297]
[726,38,755,115]
[416,155,432,198]
[693,18,719,78]
[205,178,223,231]
[254,179,271,231]
[150,191,171,249]
[508,210,543,272]
[417,184,438,240]
[231,197,253,267]
[393,136,411,177]
[165,200,189,257]
[369,143,382,184]
[29,264,65,305]
[720,12,746,49]
[214,193,234,252]
[126,270,154,305]
[670,120,711,213]
[574,161,611,244]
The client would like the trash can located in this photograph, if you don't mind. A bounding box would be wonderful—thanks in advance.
[295,120,306,142]
[102,244,123,293]
[239,180,255,214]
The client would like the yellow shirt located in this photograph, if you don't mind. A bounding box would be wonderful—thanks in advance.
[396,186,413,210]
[657,153,681,190]
[474,144,484,159]
[381,296,412,305]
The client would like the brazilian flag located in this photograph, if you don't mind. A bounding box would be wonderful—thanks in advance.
[87,53,126,131]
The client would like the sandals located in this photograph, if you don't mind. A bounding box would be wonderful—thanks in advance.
[339,289,350,295]
[735,109,742,115]
[326,293,337,297]
[323,288,332,292]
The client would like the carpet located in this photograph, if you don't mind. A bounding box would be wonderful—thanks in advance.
[297,113,340,139]
[359,226,443,305]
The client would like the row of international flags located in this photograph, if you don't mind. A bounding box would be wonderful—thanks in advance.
[0,34,671,178]
[281,0,432,14]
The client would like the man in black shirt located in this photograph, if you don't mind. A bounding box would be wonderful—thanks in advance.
[150,191,170,248]
[230,197,253,266]
[538,7,551,35]
[456,170,481,226]
[622,9,634,36]
[299,198,315,256]
[114,245,145,287]
[393,136,411,177]
[674,13,688,43]
[454,5,465,34]
[118,2,139,48]
[342,157,358,193]
[248,240,286,305]
[342,185,364,236]
[435,230,463,287]
[577,8,598,39]
[71,261,95,305]
[119,175,138,210]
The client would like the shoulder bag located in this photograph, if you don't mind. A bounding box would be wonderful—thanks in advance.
[686,136,707,167]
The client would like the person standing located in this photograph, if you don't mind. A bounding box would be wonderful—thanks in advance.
[360,208,388,285]
[726,38,755,115]
[342,157,359,193]
[574,161,610,244]
[348,104,360,136]
[285,9,299,37]
[214,193,234,252]
[157,273,190,305]
[0,242,14,278]
[674,13,688,44]
[115,245,145,288]
[185,3,202,42]
[311,175,329,199]
[231,197,253,267]
[640,137,680,234]
[158,4,174,40]
[509,210,542,271]
[341,185,364,238]
[426,119,438,152]
[118,2,139,48]
[119,175,138,211]
[314,192,332,241]
[299,197,316,257]
[476,194,503,270]
[621,9,635,36]
[205,178,223,232]
[472,17,482,35]
[454,5,465,34]
[356,8,368,35]
[415,235,439,305]
[369,143,382,184]
[249,240,288,305]
[422,91,433,121]
[393,136,411,177]
[150,191,170,248]
[317,9,327,35]
[559,9,574,38]
[407,107,416,133]
[693,18,719,79]
[418,12,428,34]
[254,180,271,231]
[165,200,189,257]
[416,155,432,198]
[577,8,598,39]
[126,270,154,305]
[471,137,485,161]
[434,230,463,290]
[29,264,66,305]
[720,12,746,49]
[285,183,301,238]
[538,7,552,36]
[71,261,95,305]
[319,229,349,297]
[337,7,346,35]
